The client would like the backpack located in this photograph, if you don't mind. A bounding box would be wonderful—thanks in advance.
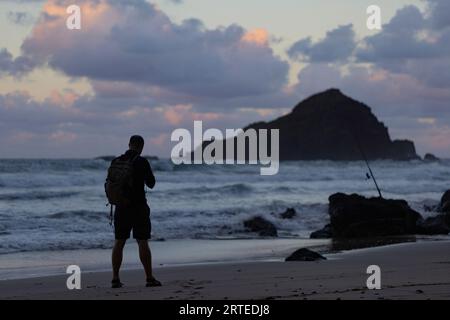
[105,154,139,207]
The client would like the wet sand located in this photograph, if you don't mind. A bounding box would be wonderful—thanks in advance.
[1,241,449,300]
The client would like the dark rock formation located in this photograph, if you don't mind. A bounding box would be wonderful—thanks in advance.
[198,89,419,161]
[311,193,422,238]
[243,216,278,237]
[268,89,419,160]
[310,224,332,239]
[424,153,440,162]
[443,202,450,214]
[311,191,450,238]
[440,190,450,213]
[331,236,416,251]
[279,208,296,219]
[416,215,449,235]
[329,193,422,237]
[285,248,326,261]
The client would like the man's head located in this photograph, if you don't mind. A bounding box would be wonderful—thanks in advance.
[129,135,145,154]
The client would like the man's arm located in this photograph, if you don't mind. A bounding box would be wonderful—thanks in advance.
[143,159,156,189]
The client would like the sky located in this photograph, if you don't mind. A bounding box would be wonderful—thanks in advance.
[0,0,449,158]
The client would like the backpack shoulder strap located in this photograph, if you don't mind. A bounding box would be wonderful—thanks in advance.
[130,154,140,164]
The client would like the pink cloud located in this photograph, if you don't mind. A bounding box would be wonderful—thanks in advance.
[48,90,78,108]
[241,28,269,46]
[161,104,222,125]
[150,133,169,146]
[163,104,191,125]
[49,130,77,143]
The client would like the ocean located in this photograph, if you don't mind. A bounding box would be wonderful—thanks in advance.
[0,158,449,256]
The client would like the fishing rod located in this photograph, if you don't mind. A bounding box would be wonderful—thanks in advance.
[351,130,383,199]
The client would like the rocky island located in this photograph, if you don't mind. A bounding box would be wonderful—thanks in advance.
[245,88,419,161]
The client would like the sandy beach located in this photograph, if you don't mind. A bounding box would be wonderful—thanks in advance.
[1,240,449,300]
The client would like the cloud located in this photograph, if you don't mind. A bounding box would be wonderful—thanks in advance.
[283,0,450,122]
[0,89,283,157]
[3,0,44,2]
[49,130,77,143]
[426,0,450,29]
[417,117,436,125]
[0,48,36,76]
[291,62,450,156]
[355,1,450,88]
[295,63,449,116]
[2,0,450,157]
[241,28,269,46]
[356,6,430,62]
[285,0,450,90]
[288,24,356,63]
[19,0,289,101]
[6,11,34,25]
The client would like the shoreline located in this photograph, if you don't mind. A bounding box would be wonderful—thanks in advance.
[0,238,331,281]
[0,240,449,300]
[1,236,448,281]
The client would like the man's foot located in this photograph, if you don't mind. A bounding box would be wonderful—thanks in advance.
[146,277,162,287]
[111,279,123,289]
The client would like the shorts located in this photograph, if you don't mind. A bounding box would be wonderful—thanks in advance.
[114,204,151,240]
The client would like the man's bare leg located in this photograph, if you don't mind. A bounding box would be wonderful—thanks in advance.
[112,239,126,282]
[137,240,153,279]
[138,240,161,286]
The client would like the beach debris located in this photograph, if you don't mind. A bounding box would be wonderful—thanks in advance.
[243,216,278,237]
[279,208,297,219]
[285,248,326,262]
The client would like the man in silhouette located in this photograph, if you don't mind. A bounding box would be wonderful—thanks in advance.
[111,135,161,288]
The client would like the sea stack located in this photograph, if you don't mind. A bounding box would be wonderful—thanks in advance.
[245,89,419,161]
[196,88,419,161]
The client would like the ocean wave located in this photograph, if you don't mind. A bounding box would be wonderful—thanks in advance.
[0,239,112,255]
[219,183,254,194]
[0,159,108,174]
[170,163,261,174]
[0,202,330,254]
[0,191,79,201]
[0,172,104,189]
[151,160,175,172]
[1,158,449,255]
[47,210,106,221]
[159,183,254,197]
